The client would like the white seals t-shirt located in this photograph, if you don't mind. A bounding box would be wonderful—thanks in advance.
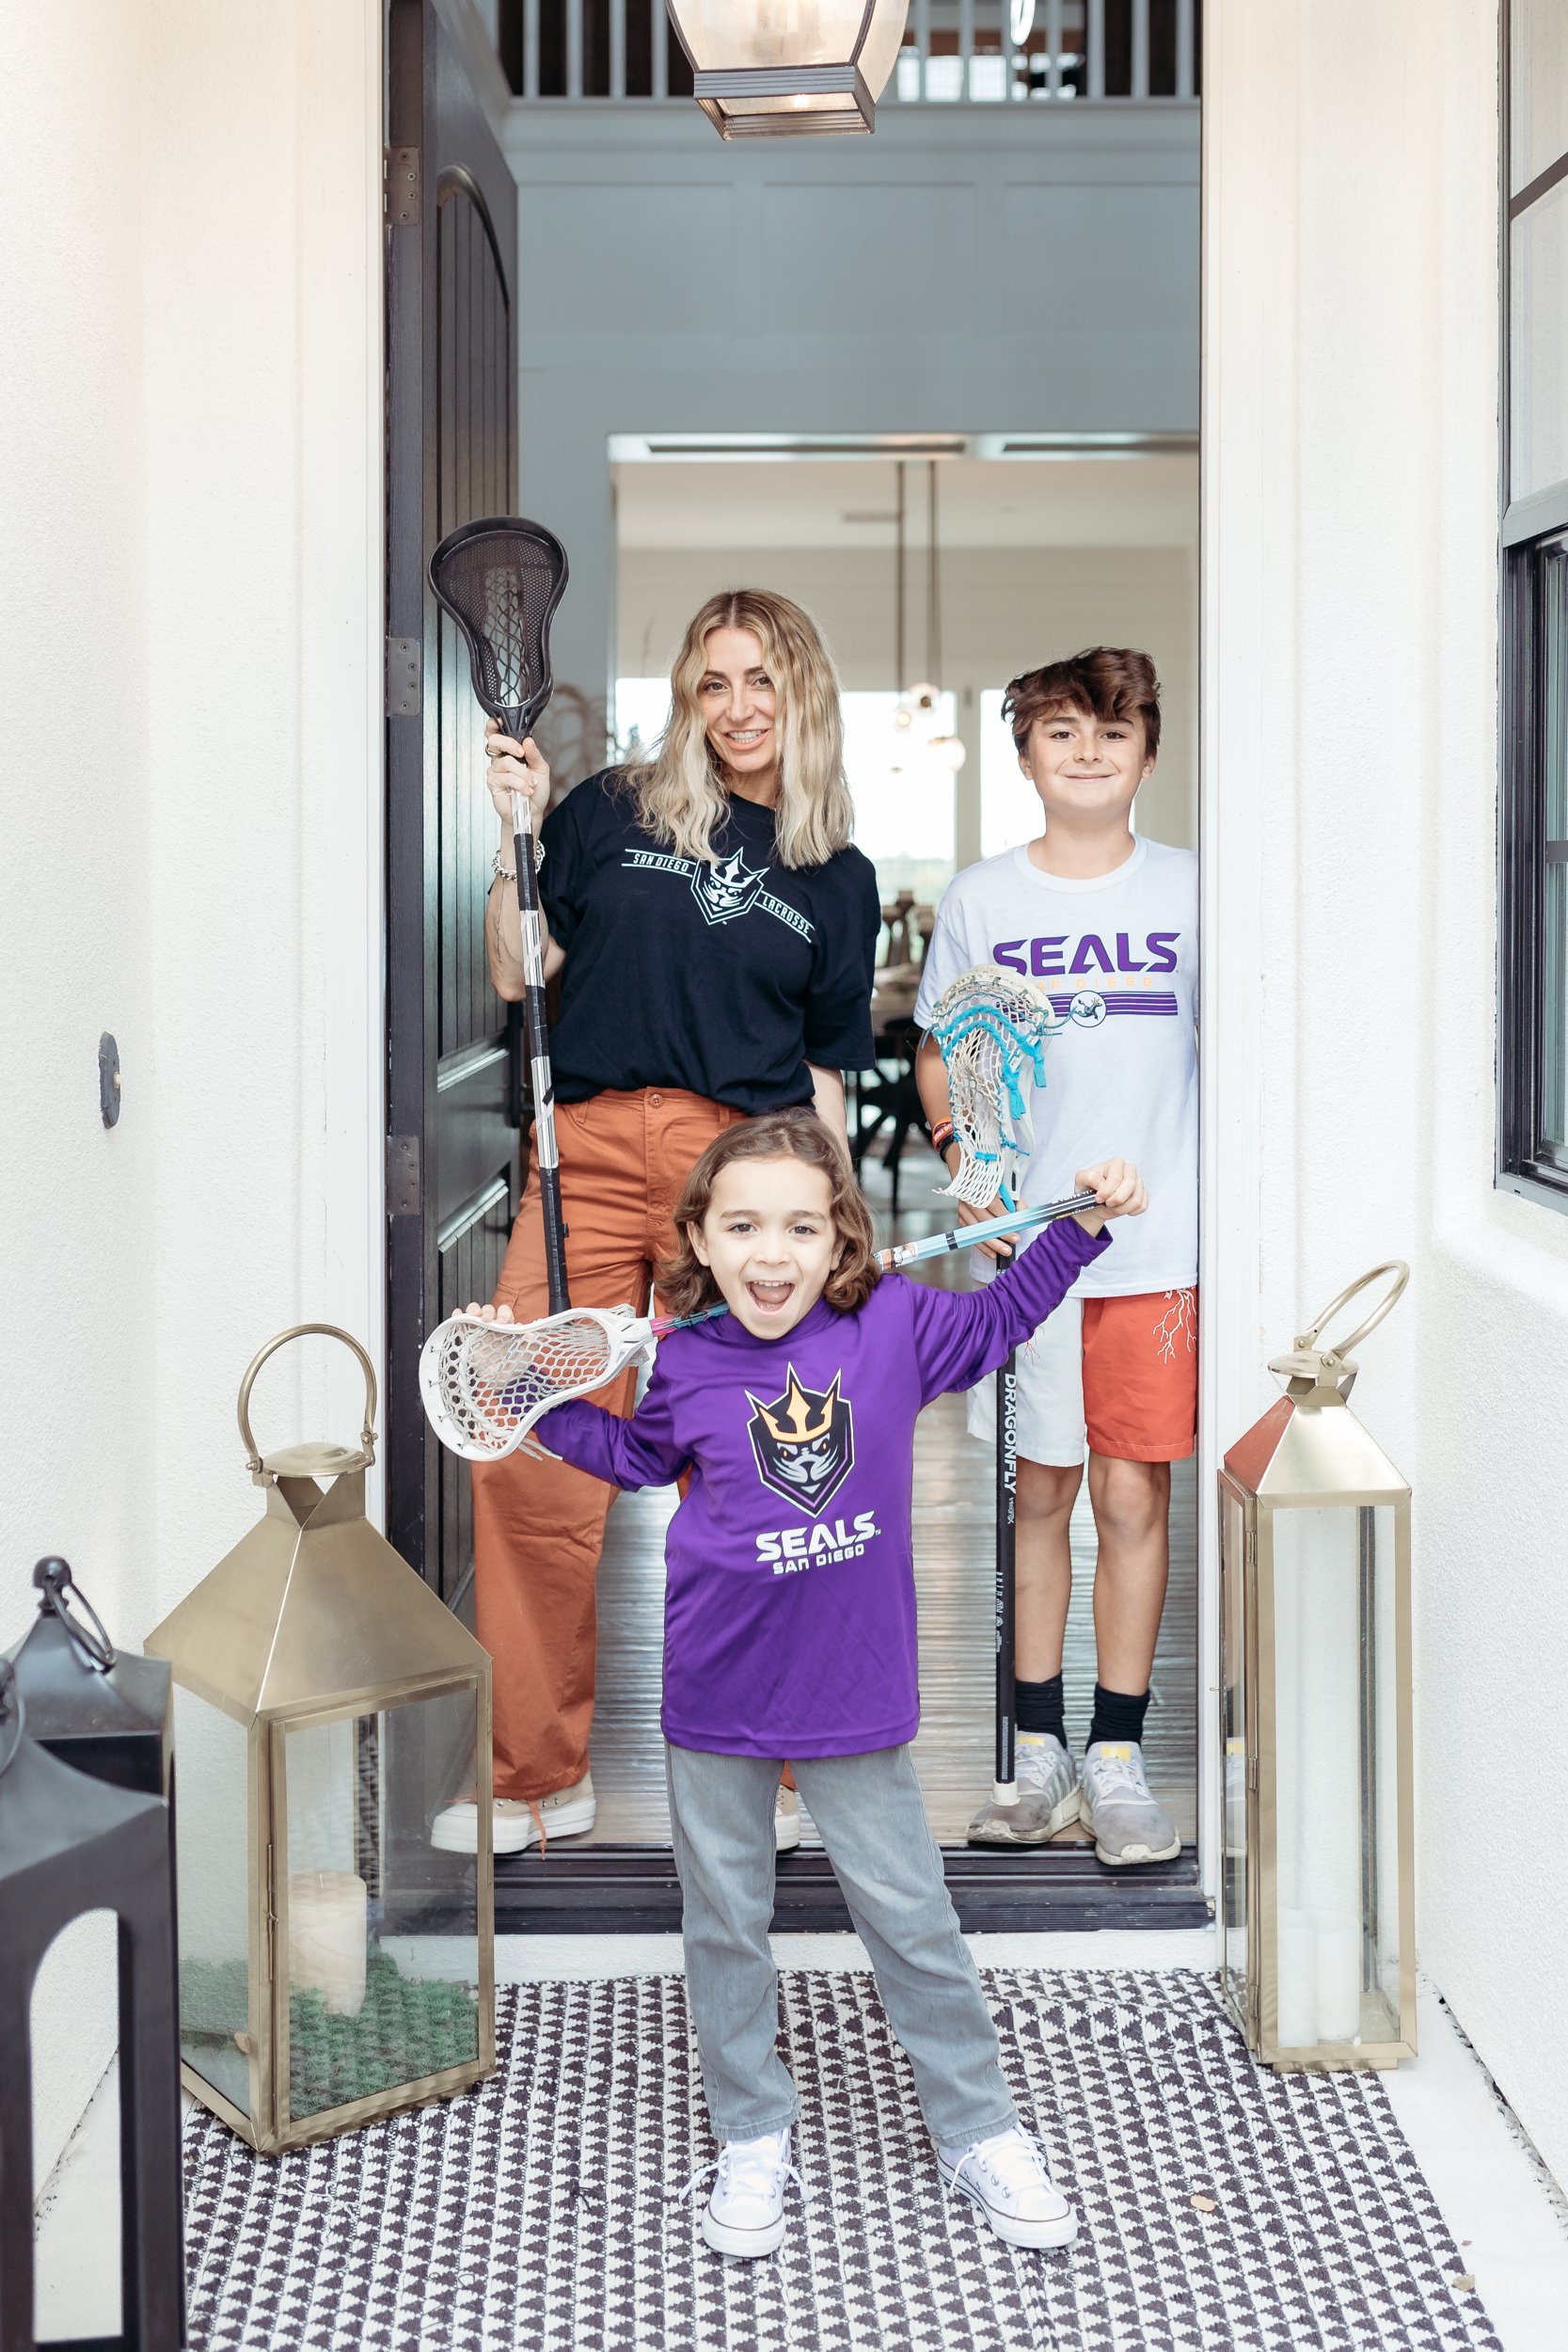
[913,836,1197,1297]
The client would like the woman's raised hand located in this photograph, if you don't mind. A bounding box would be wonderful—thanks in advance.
[484,718,551,827]
[464,1302,516,1322]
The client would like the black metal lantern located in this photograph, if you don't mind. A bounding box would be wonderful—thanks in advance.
[0,1660,183,2352]
[7,1557,172,1797]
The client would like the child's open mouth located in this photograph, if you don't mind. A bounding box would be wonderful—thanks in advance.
[745,1279,795,1316]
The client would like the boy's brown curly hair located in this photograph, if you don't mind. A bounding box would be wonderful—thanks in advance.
[658,1110,882,1320]
[1003,644,1162,760]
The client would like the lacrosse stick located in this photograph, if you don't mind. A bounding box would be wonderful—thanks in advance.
[927,966,1069,1845]
[926,963,1063,1211]
[429,516,572,1314]
[419,1189,1098,1463]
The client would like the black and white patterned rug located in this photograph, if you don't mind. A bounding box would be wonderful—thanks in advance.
[184,1969,1501,2351]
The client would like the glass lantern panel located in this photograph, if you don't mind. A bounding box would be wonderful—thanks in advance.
[1270,1503,1402,2055]
[172,1685,253,2118]
[678,2,884,73]
[282,1686,482,2124]
[1218,1483,1249,2027]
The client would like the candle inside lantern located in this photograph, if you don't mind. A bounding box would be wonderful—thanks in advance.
[1275,1907,1319,2046]
[289,1869,368,2016]
[1315,1910,1361,2042]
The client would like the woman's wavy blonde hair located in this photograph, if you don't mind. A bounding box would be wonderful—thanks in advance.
[619,589,853,870]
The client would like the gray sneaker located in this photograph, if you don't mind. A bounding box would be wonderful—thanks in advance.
[967,1732,1080,1845]
[1080,1741,1180,1866]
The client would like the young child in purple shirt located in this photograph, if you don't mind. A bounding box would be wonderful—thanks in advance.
[482,1109,1145,2260]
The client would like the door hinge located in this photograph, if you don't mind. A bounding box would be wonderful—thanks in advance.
[387,636,420,718]
[388,1134,420,1216]
[385,145,420,226]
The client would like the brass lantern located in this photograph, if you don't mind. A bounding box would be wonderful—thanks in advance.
[1218,1264,1415,2072]
[145,1326,494,2153]
[670,1,911,138]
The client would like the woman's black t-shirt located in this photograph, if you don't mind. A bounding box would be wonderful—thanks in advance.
[537,773,880,1113]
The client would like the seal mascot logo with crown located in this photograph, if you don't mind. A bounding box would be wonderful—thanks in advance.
[745,1365,855,1515]
[691,843,769,927]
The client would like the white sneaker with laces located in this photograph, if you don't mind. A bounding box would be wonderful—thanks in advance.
[1079,1740,1180,1866]
[682,2127,805,2259]
[430,1771,595,1856]
[937,2124,1078,2249]
[775,1784,802,1853]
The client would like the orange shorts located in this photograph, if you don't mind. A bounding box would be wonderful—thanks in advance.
[967,1286,1197,1466]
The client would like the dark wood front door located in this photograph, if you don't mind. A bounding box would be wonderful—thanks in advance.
[386,0,521,1604]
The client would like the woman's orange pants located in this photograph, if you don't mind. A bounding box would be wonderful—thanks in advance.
[471,1087,743,1802]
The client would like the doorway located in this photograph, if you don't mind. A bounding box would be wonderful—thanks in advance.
[491,435,1203,1929]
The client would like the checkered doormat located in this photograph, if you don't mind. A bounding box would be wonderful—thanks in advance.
[183,1969,1501,2351]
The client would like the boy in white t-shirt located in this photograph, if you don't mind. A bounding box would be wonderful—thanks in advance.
[913,647,1196,1867]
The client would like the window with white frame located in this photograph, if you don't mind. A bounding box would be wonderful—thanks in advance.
[1499,1,1568,1202]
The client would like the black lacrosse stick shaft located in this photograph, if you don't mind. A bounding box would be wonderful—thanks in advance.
[995,1351,1018,1796]
[428,516,572,1317]
[512,789,570,1315]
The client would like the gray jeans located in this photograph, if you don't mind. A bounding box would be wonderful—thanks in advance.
[666,1741,1017,2148]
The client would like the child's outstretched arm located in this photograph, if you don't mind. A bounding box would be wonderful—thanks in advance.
[532,1360,688,1491]
[907,1159,1146,1402]
[459,1295,689,1489]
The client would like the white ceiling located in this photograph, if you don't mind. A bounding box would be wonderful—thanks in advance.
[613,453,1199,552]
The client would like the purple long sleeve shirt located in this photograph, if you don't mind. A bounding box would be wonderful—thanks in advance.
[539,1215,1111,1757]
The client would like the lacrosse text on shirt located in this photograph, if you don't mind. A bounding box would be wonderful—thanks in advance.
[622,843,816,940]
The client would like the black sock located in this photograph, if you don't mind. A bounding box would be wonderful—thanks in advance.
[1016,1674,1066,1745]
[1087,1682,1150,1751]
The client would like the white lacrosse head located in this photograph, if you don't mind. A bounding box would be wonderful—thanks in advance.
[927,964,1065,1208]
[419,1304,655,1462]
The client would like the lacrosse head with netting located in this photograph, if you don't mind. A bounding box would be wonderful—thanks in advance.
[927,963,1066,1207]
[419,1303,654,1463]
[428,516,569,740]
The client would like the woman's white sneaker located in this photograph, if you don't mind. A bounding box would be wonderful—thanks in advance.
[430,1771,595,1855]
[774,1784,802,1853]
[683,2127,804,2258]
[937,2125,1078,2249]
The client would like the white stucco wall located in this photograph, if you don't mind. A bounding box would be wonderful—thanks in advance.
[1206,0,1568,2184]
[0,0,383,2184]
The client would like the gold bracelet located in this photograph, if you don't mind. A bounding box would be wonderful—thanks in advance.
[491,838,546,883]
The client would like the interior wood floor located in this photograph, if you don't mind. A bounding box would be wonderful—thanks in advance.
[583,1142,1197,1849]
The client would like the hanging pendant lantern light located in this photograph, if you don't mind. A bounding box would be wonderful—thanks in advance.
[891,458,966,771]
[670,2,911,139]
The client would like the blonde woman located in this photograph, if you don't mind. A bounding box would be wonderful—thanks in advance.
[434,591,879,1860]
